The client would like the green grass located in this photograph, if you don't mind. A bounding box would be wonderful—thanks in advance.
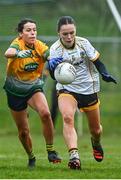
[0,134,121,179]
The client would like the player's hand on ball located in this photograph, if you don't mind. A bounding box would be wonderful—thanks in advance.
[101,73,117,84]
[16,50,32,58]
[48,57,63,71]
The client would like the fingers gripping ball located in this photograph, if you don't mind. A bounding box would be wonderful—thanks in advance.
[54,62,76,84]
[48,57,63,71]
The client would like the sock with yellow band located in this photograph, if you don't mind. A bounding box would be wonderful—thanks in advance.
[27,151,36,168]
[46,144,54,152]
[28,151,35,160]
[46,144,61,163]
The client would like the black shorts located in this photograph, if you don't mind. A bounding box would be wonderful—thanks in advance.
[6,89,43,111]
[57,89,99,112]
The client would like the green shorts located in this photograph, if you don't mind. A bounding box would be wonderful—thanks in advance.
[5,89,43,111]
[3,76,44,111]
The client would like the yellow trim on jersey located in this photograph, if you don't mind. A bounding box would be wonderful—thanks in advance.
[91,52,100,62]
[7,37,49,81]
[80,100,100,112]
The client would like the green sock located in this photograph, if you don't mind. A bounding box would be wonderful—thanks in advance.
[46,144,54,152]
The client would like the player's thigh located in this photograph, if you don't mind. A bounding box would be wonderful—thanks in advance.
[58,94,77,116]
[28,91,50,113]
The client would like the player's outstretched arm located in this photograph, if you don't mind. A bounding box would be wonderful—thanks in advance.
[93,59,117,84]
[5,48,32,58]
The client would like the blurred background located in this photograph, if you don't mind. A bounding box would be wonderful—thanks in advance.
[0,0,121,136]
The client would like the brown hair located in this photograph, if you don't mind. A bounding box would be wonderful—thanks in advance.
[16,18,36,33]
[57,16,75,32]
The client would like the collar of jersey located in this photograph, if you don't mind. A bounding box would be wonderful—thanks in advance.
[25,44,35,50]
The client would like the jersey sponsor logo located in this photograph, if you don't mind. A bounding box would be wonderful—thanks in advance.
[24,62,39,72]
[67,56,83,66]
[67,50,85,66]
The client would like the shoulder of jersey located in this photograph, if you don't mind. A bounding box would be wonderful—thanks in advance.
[50,39,61,50]
[76,36,88,42]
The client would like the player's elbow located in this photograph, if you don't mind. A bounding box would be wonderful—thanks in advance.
[4,48,17,58]
[4,51,10,58]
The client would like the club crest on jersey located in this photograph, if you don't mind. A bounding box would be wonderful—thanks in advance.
[80,51,86,59]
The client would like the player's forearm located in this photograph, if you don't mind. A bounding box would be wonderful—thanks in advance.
[4,48,17,58]
[93,58,117,84]
[93,58,108,75]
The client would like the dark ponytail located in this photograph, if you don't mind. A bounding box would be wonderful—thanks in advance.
[57,16,75,32]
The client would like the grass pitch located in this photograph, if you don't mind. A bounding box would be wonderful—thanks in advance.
[0,134,121,179]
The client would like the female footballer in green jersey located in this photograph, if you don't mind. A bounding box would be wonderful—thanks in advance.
[4,18,62,168]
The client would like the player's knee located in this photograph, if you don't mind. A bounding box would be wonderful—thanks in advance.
[100,124,103,133]
[90,126,102,136]
[41,110,51,122]
[63,114,74,126]
[19,129,29,139]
